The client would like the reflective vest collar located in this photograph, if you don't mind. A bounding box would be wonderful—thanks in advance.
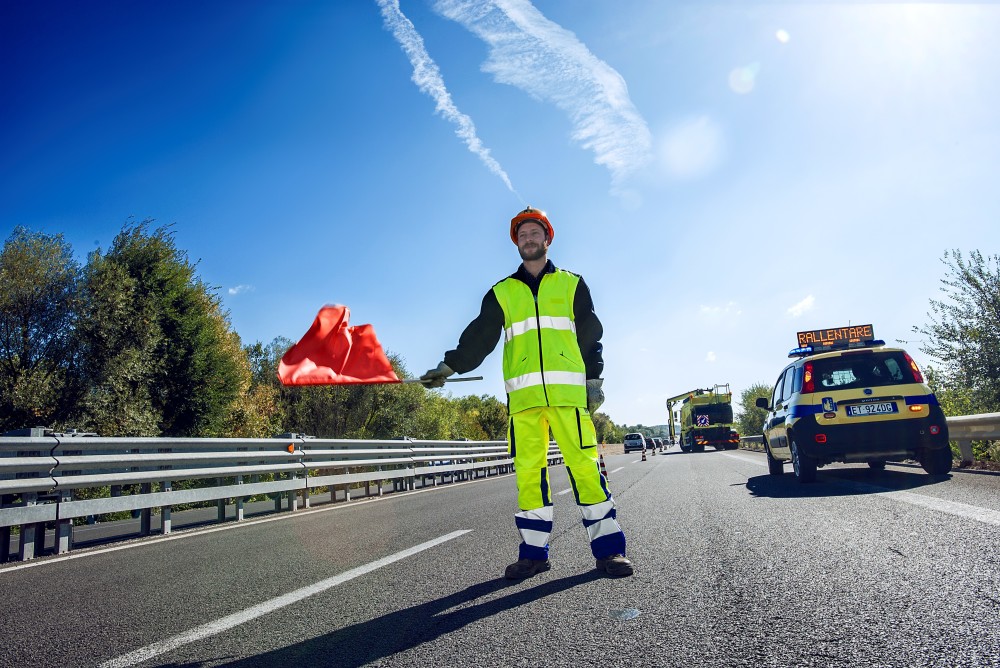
[512,260,556,295]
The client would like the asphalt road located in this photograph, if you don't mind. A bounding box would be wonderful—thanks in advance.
[2,447,999,667]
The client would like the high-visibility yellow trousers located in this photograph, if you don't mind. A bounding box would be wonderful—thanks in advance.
[508,405,627,560]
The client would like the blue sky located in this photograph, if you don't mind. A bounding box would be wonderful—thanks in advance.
[2,1,998,426]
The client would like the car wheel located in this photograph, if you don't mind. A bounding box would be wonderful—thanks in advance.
[764,442,784,476]
[868,461,886,471]
[920,446,953,475]
[790,439,817,483]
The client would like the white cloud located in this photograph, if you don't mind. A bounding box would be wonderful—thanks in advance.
[376,0,516,194]
[660,116,725,179]
[786,295,815,318]
[699,301,742,318]
[706,351,717,363]
[433,0,652,193]
[228,284,254,296]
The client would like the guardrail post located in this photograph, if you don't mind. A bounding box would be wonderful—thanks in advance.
[956,440,974,467]
[236,475,245,521]
[282,472,294,512]
[1,494,11,562]
[56,488,73,554]
[161,480,172,534]
[217,478,226,522]
[18,492,39,560]
[139,483,152,536]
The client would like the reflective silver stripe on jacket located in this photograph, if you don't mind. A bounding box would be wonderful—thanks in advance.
[504,316,576,342]
[505,370,586,394]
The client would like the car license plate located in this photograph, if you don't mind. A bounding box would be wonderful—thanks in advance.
[846,402,898,417]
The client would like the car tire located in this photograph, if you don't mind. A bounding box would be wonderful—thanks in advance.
[868,461,886,471]
[764,442,784,476]
[790,439,817,483]
[920,446,953,475]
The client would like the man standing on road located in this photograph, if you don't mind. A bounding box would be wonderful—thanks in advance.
[420,207,633,580]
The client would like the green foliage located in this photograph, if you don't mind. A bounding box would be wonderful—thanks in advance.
[71,221,248,436]
[591,412,624,443]
[0,227,80,431]
[735,382,772,437]
[915,249,1000,413]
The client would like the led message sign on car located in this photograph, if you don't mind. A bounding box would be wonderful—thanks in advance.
[796,324,875,350]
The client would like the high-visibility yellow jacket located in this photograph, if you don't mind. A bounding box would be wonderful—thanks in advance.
[492,268,587,412]
[443,261,603,413]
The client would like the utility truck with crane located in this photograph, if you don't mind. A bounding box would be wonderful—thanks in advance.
[666,384,740,453]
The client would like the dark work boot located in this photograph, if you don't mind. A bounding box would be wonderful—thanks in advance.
[504,558,551,580]
[596,554,634,577]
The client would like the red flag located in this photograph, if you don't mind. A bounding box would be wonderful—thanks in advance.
[278,305,401,386]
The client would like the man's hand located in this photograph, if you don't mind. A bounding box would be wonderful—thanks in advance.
[586,378,605,413]
[420,362,455,388]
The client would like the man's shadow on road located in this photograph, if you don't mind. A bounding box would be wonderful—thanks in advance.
[164,570,603,668]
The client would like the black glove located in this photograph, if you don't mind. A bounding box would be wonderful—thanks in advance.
[420,362,455,388]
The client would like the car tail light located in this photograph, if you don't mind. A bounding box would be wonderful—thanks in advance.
[903,351,924,383]
[802,361,815,393]
[815,433,827,443]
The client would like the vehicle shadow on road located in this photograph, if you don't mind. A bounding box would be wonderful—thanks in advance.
[745,468,951,498]
[163,570,603,668]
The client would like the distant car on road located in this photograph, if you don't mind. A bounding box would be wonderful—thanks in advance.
[623,432,646,453]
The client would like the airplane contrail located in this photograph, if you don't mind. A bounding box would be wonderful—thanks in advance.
[376,0,517,195]
[433,0,652,192]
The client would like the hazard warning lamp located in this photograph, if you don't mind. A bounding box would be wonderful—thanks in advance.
[286,443,295,453]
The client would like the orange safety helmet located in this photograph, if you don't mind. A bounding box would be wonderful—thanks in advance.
[509,206,554,245]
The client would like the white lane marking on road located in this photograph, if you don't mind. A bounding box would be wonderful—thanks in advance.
[859,485,1000,527]
[610,467,625,474]
[723,453,766,467]
[557,488,572,496]
[722,452,1000,527]
[631,459,642,464]
[99,530,471,668]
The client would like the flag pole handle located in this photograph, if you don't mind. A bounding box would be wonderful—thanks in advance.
[402,376,484,384]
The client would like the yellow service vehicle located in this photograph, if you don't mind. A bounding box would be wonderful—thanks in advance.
[666,385,739,453]
[755,324,952,482]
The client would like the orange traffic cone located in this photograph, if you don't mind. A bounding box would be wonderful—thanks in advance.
[599,453,609,480]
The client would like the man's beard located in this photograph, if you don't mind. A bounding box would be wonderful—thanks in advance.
[518,243,546,262]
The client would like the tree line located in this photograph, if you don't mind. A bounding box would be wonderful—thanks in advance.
[0,221,629,443]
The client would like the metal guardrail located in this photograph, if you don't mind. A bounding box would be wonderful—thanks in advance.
[738,413,1000,464]
[0,434,566,562]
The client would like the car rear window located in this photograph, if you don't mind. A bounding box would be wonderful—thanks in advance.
[813,351,914,389]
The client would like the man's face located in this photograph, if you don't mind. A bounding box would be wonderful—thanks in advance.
[516,221,548,262]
